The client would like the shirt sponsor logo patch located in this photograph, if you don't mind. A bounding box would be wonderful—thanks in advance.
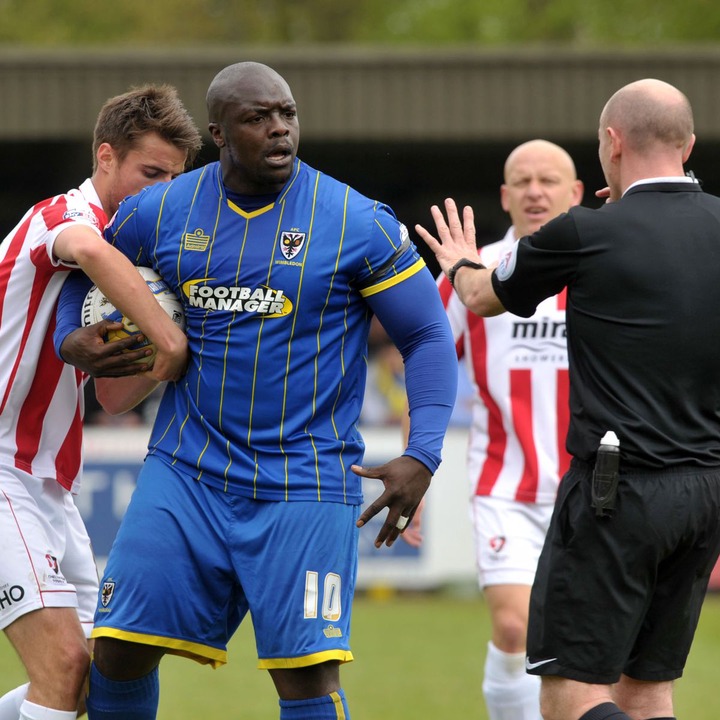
[183,279,292,317]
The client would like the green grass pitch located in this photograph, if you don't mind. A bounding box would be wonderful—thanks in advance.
[1,591,719,718]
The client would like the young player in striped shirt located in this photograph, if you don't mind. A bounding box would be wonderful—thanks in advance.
[0,85,200,720]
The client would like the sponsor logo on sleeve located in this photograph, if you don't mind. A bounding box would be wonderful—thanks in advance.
[495,244,518,281]
[62,209,100,228]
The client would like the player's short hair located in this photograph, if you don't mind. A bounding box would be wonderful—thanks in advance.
[92,84,202,171]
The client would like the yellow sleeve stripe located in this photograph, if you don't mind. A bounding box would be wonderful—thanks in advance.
[359,257,426,298]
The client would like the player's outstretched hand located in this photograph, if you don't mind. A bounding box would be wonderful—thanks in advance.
[415,198,479,277]
[60,321,154,377]
[353,456,432,549]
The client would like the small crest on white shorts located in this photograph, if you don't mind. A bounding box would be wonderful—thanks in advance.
[101,581,116,607]
[489,535,506,553]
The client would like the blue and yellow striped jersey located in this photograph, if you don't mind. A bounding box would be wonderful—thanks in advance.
[108,160,428,504]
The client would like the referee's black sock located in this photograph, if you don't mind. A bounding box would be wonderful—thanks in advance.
[578,702,631,720]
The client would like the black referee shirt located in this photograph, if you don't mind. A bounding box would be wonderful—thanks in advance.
[492,180,720,469]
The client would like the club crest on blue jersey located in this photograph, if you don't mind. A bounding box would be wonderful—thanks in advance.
[280,231,306,260]
[101,580,116,607]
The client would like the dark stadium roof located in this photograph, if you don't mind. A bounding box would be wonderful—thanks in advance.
[2,46,719,141]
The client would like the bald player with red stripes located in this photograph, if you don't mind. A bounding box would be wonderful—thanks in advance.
[437,140,582,720]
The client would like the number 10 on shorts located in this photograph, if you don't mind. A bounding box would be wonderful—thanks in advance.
[304,571,342,621]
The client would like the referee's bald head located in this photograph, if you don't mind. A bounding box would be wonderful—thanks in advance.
[600,78,694,155]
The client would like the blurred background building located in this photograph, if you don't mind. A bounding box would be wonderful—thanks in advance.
[4,46,720,270]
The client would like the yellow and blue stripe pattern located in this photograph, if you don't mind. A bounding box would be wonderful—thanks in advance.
[108,159,425,505]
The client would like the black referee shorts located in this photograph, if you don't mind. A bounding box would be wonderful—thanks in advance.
[526,460,720,684]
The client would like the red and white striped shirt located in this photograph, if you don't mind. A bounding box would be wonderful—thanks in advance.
[0,179,106,493]
[440,227,570,504]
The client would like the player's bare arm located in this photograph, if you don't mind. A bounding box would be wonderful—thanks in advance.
[353,455,431,548]
[415,198,506,317]
[58,314,164,417]
[53,224,188,382]
[95,375,161,415]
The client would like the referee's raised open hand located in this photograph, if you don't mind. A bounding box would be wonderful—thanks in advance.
[415,198,478,277]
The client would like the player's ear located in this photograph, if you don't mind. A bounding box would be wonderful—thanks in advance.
[500,184,510,213]
[682,133,696,164]
[572,180,585,206]
[96,142,117,173]
[208,123,225,149]
[607,127,623,162]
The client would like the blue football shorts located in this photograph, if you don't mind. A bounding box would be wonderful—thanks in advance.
[93,455,360,669]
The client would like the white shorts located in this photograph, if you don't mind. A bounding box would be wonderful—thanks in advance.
[0,465,98,636]
[471,495,554,588]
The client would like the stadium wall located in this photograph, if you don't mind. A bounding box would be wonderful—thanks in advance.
[2,47,720,141]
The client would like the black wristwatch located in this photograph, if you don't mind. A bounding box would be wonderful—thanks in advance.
[447,258,486,288]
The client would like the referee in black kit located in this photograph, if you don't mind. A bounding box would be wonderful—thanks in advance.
[415,78,720,720]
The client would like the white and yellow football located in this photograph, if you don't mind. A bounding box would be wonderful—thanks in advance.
[81,266,185,364]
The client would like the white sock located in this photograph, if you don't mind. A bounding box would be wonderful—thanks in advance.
[0,684,29,720]
[482,641,541,720]
[18,700,76,720]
